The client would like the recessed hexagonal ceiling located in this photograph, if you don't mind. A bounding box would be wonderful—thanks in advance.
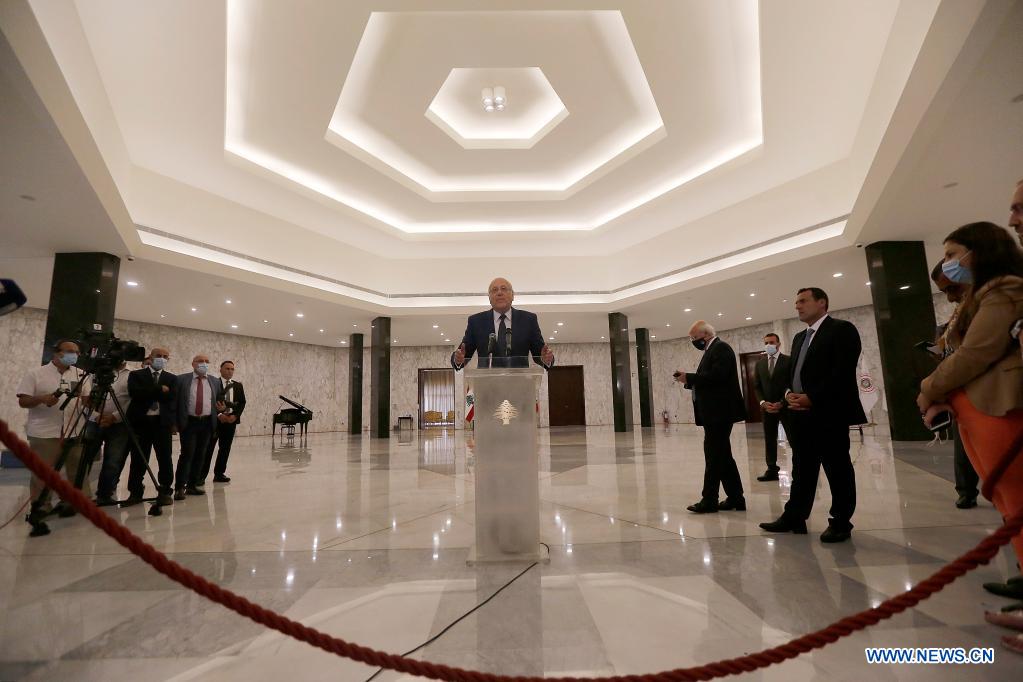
[424,67,568,149]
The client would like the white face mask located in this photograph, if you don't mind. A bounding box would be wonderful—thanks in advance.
[764,344,778,356]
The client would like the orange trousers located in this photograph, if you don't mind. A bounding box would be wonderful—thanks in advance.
[950,391,1023,569]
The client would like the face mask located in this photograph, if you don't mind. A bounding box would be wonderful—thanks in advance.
[692,337,708,351]
[60,352,79,367]
[195,363,209,375]
[151,357,167,371]
[764,344,778,356]
[941,253,973,284]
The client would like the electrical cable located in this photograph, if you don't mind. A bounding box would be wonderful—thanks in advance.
[363,559,541,682]
[0,497,29,531]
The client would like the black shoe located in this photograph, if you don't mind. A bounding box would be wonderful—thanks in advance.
[54,502,77,518]
[213,474,231,483]
[173,488,187,501]
[718,497,746,511]
[156,492,174,506]
[686,500,719,514]
[820,526,852,543]
[186,486,205,496]
[120,494,144,507]
[955,495,978,509]
[757,470,780,482]
[759,517,807,534]
[94,495,117,507]
[984,577,1023,600]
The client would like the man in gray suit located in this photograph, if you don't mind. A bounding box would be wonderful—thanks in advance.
[173,354,224,499]
[753,333,792,482]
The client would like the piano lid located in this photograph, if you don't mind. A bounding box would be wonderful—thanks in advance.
[277,395,312,414]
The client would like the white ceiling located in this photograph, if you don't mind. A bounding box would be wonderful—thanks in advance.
[1,0,1021,348]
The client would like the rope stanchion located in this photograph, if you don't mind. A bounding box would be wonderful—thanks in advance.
[1,417,1020,681]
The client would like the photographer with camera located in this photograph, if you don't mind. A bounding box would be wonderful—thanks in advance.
[88,359,133,506]
[123,348,177,506]
[199,360,246,486]
[15,339,88,516]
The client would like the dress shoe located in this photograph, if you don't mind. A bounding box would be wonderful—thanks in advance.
[54,502,77,518]
[718,497,746,511]
[213,474,231,483]
[757,470,780,482]
[820,526,852,543]
[173,488,187,501]
[686,500,718,514]
[955,495,978,509]
[186,485,206,496]
[156,492,174,506]
[94,495,117,507]
[759,517,808,534]
[120,495,144,507]
[984,576,1023,600]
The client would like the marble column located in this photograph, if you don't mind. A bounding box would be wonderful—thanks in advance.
[608,312,633,432]
[370,317,391,438]
[347,333,363,435]
[43,253,120,364]
[635,328,654,427]
[865,241,936,441]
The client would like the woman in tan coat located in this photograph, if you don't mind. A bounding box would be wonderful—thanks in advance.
[917,222,1023,651]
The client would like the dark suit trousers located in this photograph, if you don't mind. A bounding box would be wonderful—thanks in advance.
[177,417,213,490]
[762,412,782,471]
[783,411,856,531]
[200,421,237,481]
[127,416,174,496]
[951,419,980,498]
[96,422,131,498]
[701,422,744,502]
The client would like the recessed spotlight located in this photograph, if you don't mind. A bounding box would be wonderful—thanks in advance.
[319,329,324,333]
[296,312,304,318]
[289,332,294,337]
[432,324,439,329]
[749,292,755,297]
[899,285,910,290]
[230,324,238,329]
[549,336,554,340]
[866,282,872,287]
[392,339,397,343]
[684,308,692,313]
[444,338,450,342]
[225,299,232,304]
[190,307,198,312]
[160,314,166,318]
[263,319,269,323]
[126,281,139,287]
[833,272,843,278]
[95,289,101,293]
[554,330,559,334]
[651,335,657,339]
[557,322,564,326]
[717,313,723,317]
[665,323,671,327]
[782,299,788,303]
[600,336,605,340]
[352,324,357,327]
[745,316,753,321]
[341,340,348,344]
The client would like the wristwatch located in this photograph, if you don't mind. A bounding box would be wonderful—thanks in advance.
[1010,318,1023,340]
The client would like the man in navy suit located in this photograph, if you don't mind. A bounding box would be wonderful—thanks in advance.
[451,278,555,370]
[173,354,224,499]
[122,348,177,506]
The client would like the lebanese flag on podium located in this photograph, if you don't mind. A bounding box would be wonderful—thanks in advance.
[465,385,475,422]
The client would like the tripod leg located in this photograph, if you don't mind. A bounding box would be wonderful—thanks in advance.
[109,394,166,514]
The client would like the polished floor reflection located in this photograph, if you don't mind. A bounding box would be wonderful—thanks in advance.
[0,425,1020,680]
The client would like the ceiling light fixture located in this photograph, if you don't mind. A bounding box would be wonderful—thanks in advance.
[126,281,139,287]
[481,86,506,112]
[226,299,232,304]
[717,313,723,317]
[190,307,198,312]
[160,314,166,318]
[432,324,439,329]
[651,335,656,339]
[745,316,753,321]
[289,332,294,337]
[231,324,238,329]
[296,312,304,318]
[899,285,911,290]
[263,319,269,323]
[833,272,843,278]
[749,292,755,297]
[684,308,692,313]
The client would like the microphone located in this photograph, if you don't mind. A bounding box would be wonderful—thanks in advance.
[505,327,512,357]
[0,279,27,316]
[487,332,497,357]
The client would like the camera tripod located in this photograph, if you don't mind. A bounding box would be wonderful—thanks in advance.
[26,367,166,537]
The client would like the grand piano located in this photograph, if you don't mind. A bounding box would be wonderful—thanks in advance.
[273,396,313,441]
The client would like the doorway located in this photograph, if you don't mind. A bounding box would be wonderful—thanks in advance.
[739,352,764,424]
[418,368,455,428]
[547,366,586,426]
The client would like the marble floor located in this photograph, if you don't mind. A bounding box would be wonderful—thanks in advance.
[0,425,1020,681]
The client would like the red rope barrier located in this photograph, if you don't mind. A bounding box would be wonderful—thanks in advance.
[1,417,1020,681]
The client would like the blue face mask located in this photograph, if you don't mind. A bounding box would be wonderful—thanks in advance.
[60,352,78,367]
[151,357,167,371]
[941,253,973,284]
[195,363,209,375]
[764,344,778,356]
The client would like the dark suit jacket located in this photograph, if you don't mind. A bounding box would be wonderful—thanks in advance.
[219,379,246,424]
[126,367,177,428]
[174,372,224,431]
[753,353,792,404]
[451,308,551,369]
[790,316,867,425]
[684,337,747,426]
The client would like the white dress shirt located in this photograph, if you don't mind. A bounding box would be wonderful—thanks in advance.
[801,314,830,351]
[82,367,132,422]
[186,373,213,417]
[146,368,164,416]
[492,307,513,337]
[16,362,84,438]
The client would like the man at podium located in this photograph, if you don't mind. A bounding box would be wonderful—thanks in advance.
[451,278,555,369]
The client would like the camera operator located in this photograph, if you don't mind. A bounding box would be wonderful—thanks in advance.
[15,339,87,516]
[124,348,177,506]
[87,359,133,506]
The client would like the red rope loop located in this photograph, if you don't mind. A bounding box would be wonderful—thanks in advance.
[1,417,1019,682]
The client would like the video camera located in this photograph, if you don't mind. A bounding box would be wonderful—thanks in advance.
[75,327,146,379]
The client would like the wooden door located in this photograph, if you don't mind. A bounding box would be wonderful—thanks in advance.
[547,366,586,426]
[739,352,763,424]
